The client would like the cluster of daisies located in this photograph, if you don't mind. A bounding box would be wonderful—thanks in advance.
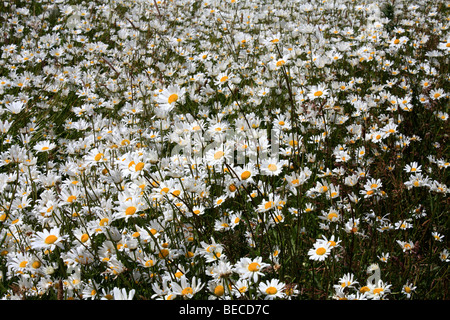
[0,0,448,300]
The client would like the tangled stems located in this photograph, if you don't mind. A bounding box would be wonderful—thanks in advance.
[0,0,448,301]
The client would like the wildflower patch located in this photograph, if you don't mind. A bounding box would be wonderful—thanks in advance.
[0,0,448,300]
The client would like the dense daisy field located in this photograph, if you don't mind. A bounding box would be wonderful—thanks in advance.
[0,0,448,300]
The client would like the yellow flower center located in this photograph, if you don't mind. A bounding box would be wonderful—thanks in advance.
[328,212,338,221]
[125,206,136,216]
[214,150,224,160]
[81,234,89,243]
[276,60,285,67]
[94,153,103,161]
[268,164,277,171]
[248,262,260,272]
[159,249,169,258]
[160,187,170,194]
[220,76,228,82]
[145,260,154,267]
[214,285,225,296]
[316,247,326,255]
[241,170,251,180]
[373,288,384,295]
[314,91,323,97]
[168,93,178,104]
[266,287,278,295]
[135,162,145,171]
[360,286,370,293]
[181,287,193,296]
[45,235,58,244]
[264,201,274,210]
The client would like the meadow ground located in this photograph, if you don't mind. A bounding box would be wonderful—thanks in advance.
[0,0,448,300]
